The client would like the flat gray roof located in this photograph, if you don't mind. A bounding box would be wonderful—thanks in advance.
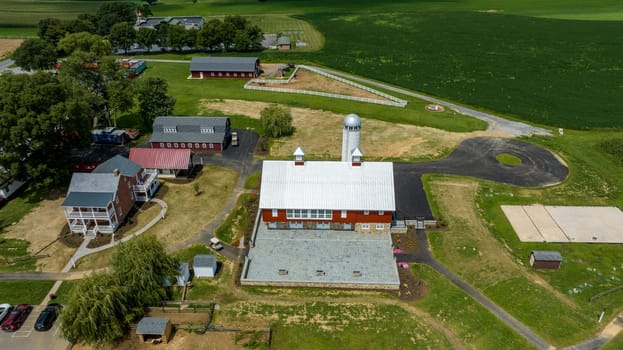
[531,250,563,261]
[193,254,216,267]
[242,222,400,287]
[150,116,230,144]
[190,57,259,72]
[136,317,169,335]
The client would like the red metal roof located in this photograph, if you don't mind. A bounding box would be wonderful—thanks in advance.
[129,148,191,170]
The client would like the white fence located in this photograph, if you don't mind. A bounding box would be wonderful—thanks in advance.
[245,65,408,108]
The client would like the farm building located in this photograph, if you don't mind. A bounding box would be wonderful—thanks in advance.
[276,36,291,50]
[61,155,159,234]
[129,148,192,178]
[136,317,172,344]
[242,114,399,290]
[259,148,394,233]
[529,251,563,269]
[189,57,260,79]
[135,16,205,30]
[193,254,217,278]
[150,116,231,152]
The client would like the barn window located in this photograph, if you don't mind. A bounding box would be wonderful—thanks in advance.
[195,143,200,148]
[218,72,222,77]
[202,143,207,149]
[226,72,230,77]
[272,209,278,217]
[209,143,214,149]
[233,72,238,77]
[210,72,214,76]
[341,210,347,218]
[379,211,384,215]
[163,127,177,133]
[160,143,164,148]
[200,127,214,133]
[363,210,369,215]
[375,224,385,230]
[181,143,185,148]
[174,143,178,148]
[361,224,370,230]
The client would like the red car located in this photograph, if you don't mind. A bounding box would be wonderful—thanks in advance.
[1,304,32,332]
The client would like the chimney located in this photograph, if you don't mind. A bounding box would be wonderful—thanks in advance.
[293,147,305,166]
[351,148,362,167]
[113,168,120,177]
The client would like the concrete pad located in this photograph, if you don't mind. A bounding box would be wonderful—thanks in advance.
[503,205,623,243]
[501,205,544,242]
[545,206,623,243]
[242,222,400,289]
[522,205,569,242]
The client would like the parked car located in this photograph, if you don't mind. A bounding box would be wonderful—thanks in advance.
[1,304,32,332]
[209,237,223,251]
[0,304,13,323]
[34,303,61,331]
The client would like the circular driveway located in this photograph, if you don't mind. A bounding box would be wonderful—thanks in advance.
[394,137,568,220]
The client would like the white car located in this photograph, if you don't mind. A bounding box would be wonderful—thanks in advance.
[209,237,223,251]
[0,304,13,323]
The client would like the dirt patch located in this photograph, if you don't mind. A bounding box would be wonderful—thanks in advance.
[3,198,75,272]
[0,39,23,58]
[253,67,391,102]
[200,99,508,160]
[389,266,428,301]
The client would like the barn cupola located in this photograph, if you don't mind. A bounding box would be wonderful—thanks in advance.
[351,148,363,167]
[293,147,305,166]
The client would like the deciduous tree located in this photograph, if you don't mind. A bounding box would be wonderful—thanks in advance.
[109,22,136,55]
[0,73,93,187]
[260,104,294,138]
[136,27,158,52]
[58,32,111,57]
[12,38,57,71]
[136,77,176,129]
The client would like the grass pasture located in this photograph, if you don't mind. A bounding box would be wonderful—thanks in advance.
[0,280,54,305]
[248,15,324,51]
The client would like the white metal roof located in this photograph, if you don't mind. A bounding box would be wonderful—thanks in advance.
[259,160,395,211]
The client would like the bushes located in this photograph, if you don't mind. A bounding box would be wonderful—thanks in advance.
[597,138,623,164]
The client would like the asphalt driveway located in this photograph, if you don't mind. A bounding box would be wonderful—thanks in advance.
[394,137,568,220]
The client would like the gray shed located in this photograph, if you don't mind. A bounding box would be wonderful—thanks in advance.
[529,250,563,269]
[193,254,217,278]
[136,317,172,343]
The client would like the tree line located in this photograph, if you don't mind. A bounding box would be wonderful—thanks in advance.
[59,235,179,346]
[4,2,180,189]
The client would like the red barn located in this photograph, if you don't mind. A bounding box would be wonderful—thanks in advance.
[149,116,231,152]
[189,57,260,79]
[259,148,395,232]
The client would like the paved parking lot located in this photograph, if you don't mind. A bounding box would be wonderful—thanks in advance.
[0,305,69,350]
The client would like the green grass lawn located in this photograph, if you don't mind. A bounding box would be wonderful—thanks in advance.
[602,332,623,350]
[219,301,454,350]
[496,153,522,166]
[424,130,623,345]
[0,280,54,305]
[140,61,486,133]
[413,264,535,349]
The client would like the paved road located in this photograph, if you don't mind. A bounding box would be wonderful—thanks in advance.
[397,230,551,350]
[393,137,569,220]
[315,66,551,137]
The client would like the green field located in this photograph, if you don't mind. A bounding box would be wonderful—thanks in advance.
[0,280,54,305]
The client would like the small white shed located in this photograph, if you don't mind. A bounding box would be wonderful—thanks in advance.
[193,254,217,278]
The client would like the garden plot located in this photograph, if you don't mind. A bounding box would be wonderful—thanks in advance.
[502,205,623,243]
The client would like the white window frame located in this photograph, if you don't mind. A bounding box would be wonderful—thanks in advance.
[286,209,332,220]
[209,143,214,149]
[375,224,385,230]
[272,209,278,217]
[379,211,384,215]
[361,223,370,230]
[160,143,164,148]
[167,143,171,148]
[341,210,347,218]
[202,143,207,149]
[363,210,370,215]
[174,143,179,148]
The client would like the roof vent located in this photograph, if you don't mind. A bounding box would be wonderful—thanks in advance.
[352,270,362,277]
[278,269,288,275]
[351,148,362,167]
[315,270,325,277]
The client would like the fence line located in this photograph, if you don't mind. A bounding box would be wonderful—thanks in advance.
[246,65,407,107]
[244,82,407,107]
